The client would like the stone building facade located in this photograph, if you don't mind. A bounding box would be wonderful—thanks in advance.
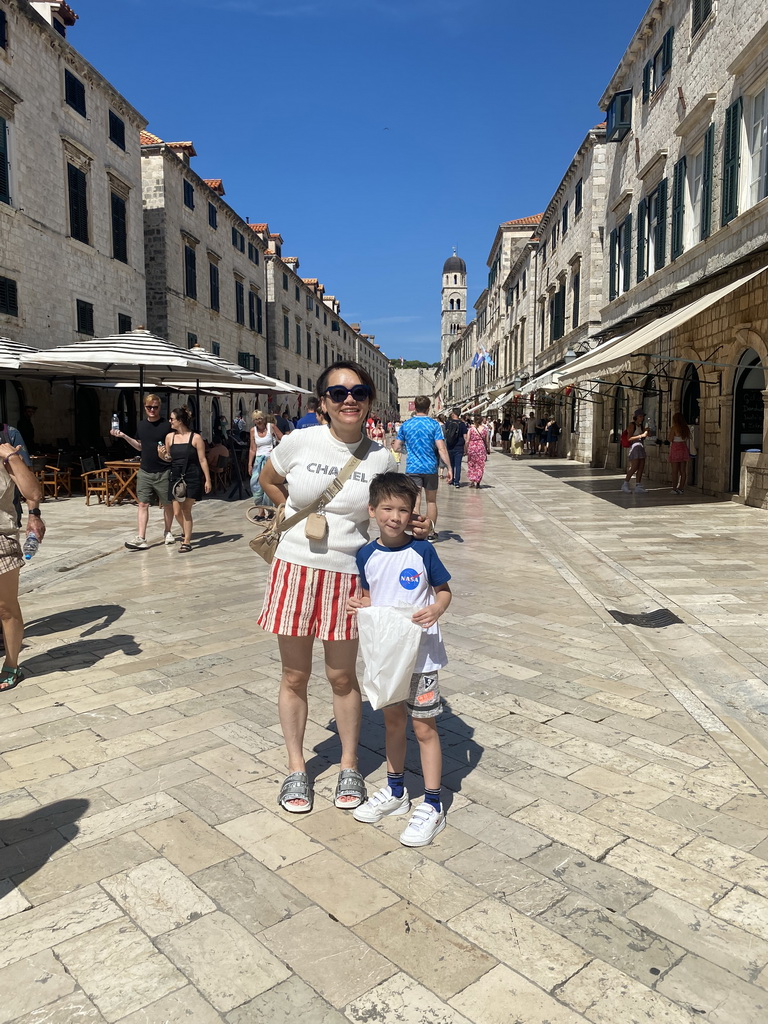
[394,366,439,420]
[0,0,146,433]
[261,232,396,423]
[560,0,768,503]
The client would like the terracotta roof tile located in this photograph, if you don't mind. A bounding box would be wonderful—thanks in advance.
[168,141,197,157]
[203,178,225,195]
[502,214,544,227]
[250,223,269,232]
[140,130,164,145]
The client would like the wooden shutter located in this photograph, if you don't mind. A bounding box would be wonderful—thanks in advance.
[184,246,197,299]
[609,228,618,300]
[654,180,667,271]
[636,198,647,283]
[662,28,674,76]
[209,263,219,311]
[257,296,263,334]
[622,213,632,291]
[671,157,686,260]
[0,276,18,316]
[0,117,9,204]
[67,163,89,243]
[721,98,742,226]
[248,291,256,330]
[111,193,127,263]
[642,62,651,104]
[701,123,714,239]
[0,11,7,50]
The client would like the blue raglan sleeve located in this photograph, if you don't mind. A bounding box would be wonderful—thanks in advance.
[356,545,372,591]
[433,420,445,442]
[416,541,451,587]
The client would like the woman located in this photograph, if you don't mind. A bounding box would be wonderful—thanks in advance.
[259,361,433,814]
[668,412,692,494]
[621,408,649,494]
[512,418,524,459]
[500,417,512,455]
[163,407,211,552]
[0,440,45,692]
[370,418,385,444]
[248,410,283,517]
[466,414,490,488]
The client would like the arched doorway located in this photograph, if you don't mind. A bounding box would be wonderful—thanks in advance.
[117,390,137,437]
[681,363,700,485]
[75,387,101,449]
[186,395,198,433]
[0,382,24,433]
[731,349,765,492]
[210,398,221,440]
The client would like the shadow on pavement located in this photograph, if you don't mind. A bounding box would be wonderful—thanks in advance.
[0,798,90,887]
[524,460,727,507]
[192,530,244,548]
[25,604,126,639]
[23,634,141,675]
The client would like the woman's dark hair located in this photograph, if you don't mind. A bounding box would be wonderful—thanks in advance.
[171,406,193,428]
[368,472,419,510]
[316,360,376,402]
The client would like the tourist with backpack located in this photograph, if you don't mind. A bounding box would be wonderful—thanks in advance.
[444,408,469,487]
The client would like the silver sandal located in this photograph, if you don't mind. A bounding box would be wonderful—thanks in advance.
[334,768,367,809]
[278,771,313,813]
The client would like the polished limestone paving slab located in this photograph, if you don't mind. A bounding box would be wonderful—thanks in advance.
[0,458,767,1021]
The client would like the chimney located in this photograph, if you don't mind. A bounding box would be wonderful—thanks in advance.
[31,2,78,36]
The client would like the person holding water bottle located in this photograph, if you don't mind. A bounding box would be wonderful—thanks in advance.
[0,439,45,692]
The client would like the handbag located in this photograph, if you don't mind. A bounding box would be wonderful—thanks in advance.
[247,436,373,563]
[171,432,194,500]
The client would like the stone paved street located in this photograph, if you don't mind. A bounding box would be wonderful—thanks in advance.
[2,452,768,1023]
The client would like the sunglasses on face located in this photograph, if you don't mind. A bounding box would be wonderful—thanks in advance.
[323,385,372,403]
[145,405,160,411]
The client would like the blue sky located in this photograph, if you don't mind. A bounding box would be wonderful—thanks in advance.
[73,0,645,362]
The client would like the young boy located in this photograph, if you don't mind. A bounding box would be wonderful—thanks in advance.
[349,473,452,846]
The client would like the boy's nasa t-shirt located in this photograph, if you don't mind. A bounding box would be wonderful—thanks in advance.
[356,538,451,673]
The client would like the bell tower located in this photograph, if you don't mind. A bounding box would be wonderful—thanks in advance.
[441,250,467,362]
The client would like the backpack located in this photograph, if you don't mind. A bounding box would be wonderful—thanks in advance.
[620,428,631,448]
[443,419,461,447]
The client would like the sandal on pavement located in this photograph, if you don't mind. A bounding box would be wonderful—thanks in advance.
[278,771,313,813]
[0,666,23,692]
[334,768,367,809]
[179,543,192,553]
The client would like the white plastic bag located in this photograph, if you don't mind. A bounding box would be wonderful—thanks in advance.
[357,605,423,710]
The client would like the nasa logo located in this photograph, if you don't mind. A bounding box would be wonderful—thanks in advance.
[399,568,422,590]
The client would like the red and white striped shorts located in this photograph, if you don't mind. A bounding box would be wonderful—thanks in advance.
[258,558,362,641]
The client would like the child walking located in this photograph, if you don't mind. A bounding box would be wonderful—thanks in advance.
[349,473,452,846]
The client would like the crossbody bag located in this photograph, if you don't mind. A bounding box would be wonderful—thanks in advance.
[247,435,373,563]
[171,432,195,500]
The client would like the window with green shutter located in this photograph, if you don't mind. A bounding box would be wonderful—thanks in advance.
[622,213,632,289]
[0,11,7,50]
[65,70,86,116]
[574,179,583,216]
[0,116,9,205]
[248,291,256,330]
[209,262,220,311]
[606,91,632,142]
[256,296,263,334]
[653,180,667,271]
[283,315,290,348]
[0,275,18,316]
[67,163,89,243]
[643,28,673,104]
[76,299,94,335]
[637,198,647,283]
[212,342,220,356]
[721,98,742,226]
[572,271,580,329]
[295,323,301,353]
[184,246,197,299]
[109,112,126,150]
[235,280,245,325]
[671,157,686,260]
[692,0,712,36]
[701,123,714,239]
[111,193,128,264]
[208,202,217,229]
[118,313,132,333]
[183,180,194,209]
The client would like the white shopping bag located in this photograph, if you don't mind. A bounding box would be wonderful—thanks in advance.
[357,605,423,710]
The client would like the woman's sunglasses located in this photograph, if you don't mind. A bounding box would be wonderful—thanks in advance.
[323,385,372,403]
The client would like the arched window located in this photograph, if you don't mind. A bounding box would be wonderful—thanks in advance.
[211,398,222,439]
[453,275,457,284]
[449,300,454,310]
[457,299,461,310]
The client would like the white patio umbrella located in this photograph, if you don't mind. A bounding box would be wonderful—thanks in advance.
[0,336,100,376]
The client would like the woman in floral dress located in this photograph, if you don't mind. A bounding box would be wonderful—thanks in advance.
[466,414,490,488]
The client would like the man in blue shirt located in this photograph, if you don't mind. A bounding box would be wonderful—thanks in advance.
[295,397,321,428]
[393,396,451,541]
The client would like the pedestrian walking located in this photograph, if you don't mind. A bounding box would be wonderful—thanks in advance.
[546,417,561,457]
[668,412,692,494]
[466,414,490,487]
[295,397,322,429]
[444,407,469,487]
[500,417,511,455]
[393,396,451,541]
[163,407,212,552]
[112,394,175,550]
[248,410,283,515]
[0,439,45,692]
[258,361,432,814]
[350,473,451,846]
[621,408,649,493]
[512,419,524,459]
[526,411,537,454]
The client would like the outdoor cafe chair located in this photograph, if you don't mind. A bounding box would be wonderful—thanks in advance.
[79,456,115,506]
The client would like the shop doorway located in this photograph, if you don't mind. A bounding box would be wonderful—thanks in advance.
[681,363,700,485]
[75,387,101,450]
[731,349,765,493]
[116,390,137,437]
[210,398,222,440]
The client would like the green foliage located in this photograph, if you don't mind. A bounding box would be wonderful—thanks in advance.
[390,359,440,369]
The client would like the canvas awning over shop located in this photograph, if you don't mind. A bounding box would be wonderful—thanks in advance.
[524,366,565,395]
[485,384,518,411]
[558,266,768,384]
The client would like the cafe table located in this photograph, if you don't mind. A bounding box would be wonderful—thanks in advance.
[103,459,141,503]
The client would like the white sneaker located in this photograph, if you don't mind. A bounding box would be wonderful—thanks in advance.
[399,803,446,847]
[353,785,410,823]
[125,535,148,550]
[620,481,631,493]
[164,531,176,545]
[634,484,647,493]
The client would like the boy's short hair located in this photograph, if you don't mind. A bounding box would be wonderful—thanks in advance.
[369,472,419,510]
[414,395,431,413]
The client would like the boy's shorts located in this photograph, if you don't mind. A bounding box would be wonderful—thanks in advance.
[406,671,442,719]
